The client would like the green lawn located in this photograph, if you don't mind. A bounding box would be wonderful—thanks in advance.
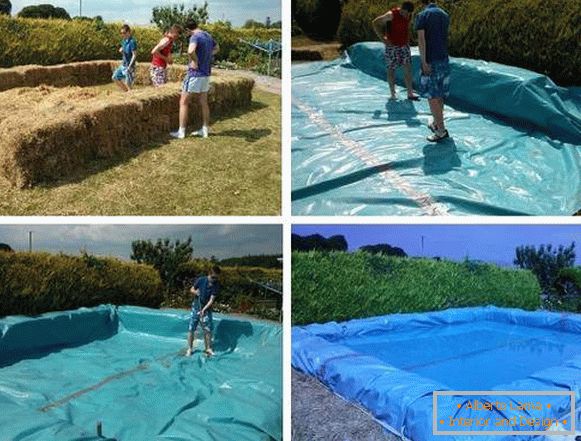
[0,89,280,216]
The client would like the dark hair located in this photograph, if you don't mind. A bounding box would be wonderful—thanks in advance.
[211,265,221,275]
[185,20,198,31]
[421,0,434,4]
[402,1,415,12]
[121,24,131,33]
[167,25,182,35]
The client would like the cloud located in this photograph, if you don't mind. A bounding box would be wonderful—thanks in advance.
[10,0,281,26]
[0,224,282,260]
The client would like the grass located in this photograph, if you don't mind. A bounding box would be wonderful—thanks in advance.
[0,88,280,216]
[292,35,342,61]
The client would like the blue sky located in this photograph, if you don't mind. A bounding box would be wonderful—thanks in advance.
[9,0,281,26]
[0,225,282,260]
[292,225,581,267]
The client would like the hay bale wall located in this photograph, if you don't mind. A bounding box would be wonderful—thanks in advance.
[0,73,254,188]
[0,61,191,92]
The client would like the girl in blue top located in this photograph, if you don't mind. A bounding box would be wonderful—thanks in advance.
[112,24,138,92]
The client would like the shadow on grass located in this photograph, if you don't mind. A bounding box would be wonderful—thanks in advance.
[30,99,273,189]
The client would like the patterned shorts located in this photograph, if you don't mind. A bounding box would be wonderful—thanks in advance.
[112,65,135,86]
[189,308,213,332]
[150,66,168,87]
[419,61,451,99]
[384,45,412,69]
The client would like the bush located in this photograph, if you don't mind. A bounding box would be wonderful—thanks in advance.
[0,252,163,317]
[18,4,71,20]
[0,16,281,69]
[292,251,541,325]
[165,260,282,313]
[336,0,580,86]
[555,267,581,312]
[293,0,343,40]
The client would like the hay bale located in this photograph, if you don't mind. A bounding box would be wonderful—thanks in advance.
[0,74,254,188]
[0,69,25,91]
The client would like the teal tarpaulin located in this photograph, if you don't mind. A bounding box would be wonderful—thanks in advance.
[0,305,281,441]
[292,43,581,216]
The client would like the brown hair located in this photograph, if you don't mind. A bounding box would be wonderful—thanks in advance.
[121,24,131,33]
[211,265,221,275]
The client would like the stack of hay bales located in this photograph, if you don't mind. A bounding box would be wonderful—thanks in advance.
[0,66,254,188]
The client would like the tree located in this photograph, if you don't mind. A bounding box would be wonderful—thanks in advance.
[242,19,266,29]
[18,4,71,19]
[270,20,282,29]
[130,238,193,290]
[0,0,11,15]
[0,243,13,252]
[151,2,209,32]
[514,242,576,295]
[291,234,348,252]
[359,244,407,258]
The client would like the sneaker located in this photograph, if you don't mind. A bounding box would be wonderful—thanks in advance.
[407,94,420,101]
[427,129,450,143]
[191,126,209,138]
[170,130,185,139]
[428,121,438,133]
[185,348,192,357]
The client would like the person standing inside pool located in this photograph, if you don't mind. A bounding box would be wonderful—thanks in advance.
[186,266,221,357]
[170,20,219,140]
[415,0,451,142]
[372,1,419,101]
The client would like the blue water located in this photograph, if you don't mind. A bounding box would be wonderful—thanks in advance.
[341,320,581,390]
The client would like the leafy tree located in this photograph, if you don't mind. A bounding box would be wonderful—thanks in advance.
[359,244,407,258]
[0,243,13,252]
[242,19,266,29]
[270,20,282,29]
[130,237,193,290]
[0,0,11,15]
[292,234,348,252]
[151,2,209,32]
[514,242,576,296]
[18,4,71,19]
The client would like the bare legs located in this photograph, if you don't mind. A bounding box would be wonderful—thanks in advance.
[199,92,210,128]
[187,329,213,355]
[429,97,445,131]
[387,64,417,100]
[179,92,192,130]
[114,79,129,92]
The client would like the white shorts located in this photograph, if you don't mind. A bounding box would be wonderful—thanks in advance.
[182,75,210,94]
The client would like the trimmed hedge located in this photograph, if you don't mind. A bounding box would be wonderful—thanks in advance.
[292,0,343,40]
[336,0,580,86]
[292,251,541,325]
[0,252,163,317]
[0,16,281,68]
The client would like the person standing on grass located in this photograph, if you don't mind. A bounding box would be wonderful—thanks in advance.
[170,20,219,139]
[372,1,419,101]
[150,25,181,87]
[186,266,221,357]
[416,0,451,142]
[112,24,137,92]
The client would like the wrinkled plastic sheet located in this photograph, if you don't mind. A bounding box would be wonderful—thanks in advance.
[292,307,581,441]
[292,43,581,215]
[0,305,282,441]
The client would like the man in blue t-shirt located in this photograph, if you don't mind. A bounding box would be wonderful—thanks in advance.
[186,266,221,357]
[112,24,138,92]
[171,20,220,140]
[415,0,450,142]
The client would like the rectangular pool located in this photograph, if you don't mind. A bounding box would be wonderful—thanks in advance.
[292,307,581,441]
[0,305,282,441]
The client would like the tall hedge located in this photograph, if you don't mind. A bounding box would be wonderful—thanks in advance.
[336,0,580,86]
[292,251,541,325]
[0,16,281,67]
[0,252,163,317]
[293,0,343,40]
[175,260,282,307]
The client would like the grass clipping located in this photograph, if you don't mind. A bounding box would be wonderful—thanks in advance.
[0,67,253,188]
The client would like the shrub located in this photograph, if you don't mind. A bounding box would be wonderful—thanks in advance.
[292,251,541,325]
[0,16,280,68]
[18,4,71,20]
[336,0,580,86]
[555,267,581,312]
[0,252,163,317]
[166,260,282,312]
[293,0,343,40]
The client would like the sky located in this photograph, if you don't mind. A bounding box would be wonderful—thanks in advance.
[292,225,581,267]
[0,225,282,260]
[9,0,281,26]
